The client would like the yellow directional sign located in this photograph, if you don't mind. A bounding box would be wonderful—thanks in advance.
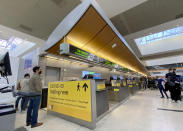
[116,83,121,87]
[123,82,127,86]
[129,85,133,88]
[114,88,119,92]
[47,80,92,122]
[97,84,106,90]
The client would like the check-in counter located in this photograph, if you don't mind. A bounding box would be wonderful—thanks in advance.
[108,80,129,102]
[95,79,109,117]
[133,80,140,93]
[128,80,135,95]
[128,79,140,95]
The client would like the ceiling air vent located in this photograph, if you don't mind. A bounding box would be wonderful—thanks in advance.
[18,24,32,32]
[175,13,183,19]
[51,0,64,5]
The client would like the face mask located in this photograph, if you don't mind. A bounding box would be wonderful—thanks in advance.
[39,71,42,74]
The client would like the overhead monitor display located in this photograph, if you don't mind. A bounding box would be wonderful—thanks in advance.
[82,71,95,78]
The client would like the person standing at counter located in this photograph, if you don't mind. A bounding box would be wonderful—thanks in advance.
[26,66,43,128]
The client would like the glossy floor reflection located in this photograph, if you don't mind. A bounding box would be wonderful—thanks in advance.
[15,90,183,131]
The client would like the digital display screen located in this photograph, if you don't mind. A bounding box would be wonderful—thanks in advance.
[82,71,101,79]
[82,71,95,78]
[61,44,127,71]
[118,76,124,80]
[112,75,117,80]
[93,73,101,80]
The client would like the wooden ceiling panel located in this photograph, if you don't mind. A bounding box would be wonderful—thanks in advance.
[66,6,106,48]
[97,36,137,70]
[81,25,116,54]
[47,39,63,55]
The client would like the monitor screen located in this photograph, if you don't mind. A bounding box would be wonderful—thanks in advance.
[82,71,95,78]
[0,52,12,77]
[118,75,124,80]
[112,75,117,80]
[93,73,101,80]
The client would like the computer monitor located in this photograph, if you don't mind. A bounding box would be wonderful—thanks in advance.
[93,73,101,79]
[112,75,117,80]
[0,52,12,77]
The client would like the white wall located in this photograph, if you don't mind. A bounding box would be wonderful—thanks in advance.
[17,48,40,81]
[136,34,183,56]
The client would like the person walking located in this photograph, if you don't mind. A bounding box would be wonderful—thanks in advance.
[15,73,30,111]
[26,66,43,128]
[157,76,169,99]
[166,68,176,101]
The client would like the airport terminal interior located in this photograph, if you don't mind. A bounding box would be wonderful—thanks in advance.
[1,0,183,131]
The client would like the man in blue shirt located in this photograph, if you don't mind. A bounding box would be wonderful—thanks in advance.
[157,76,169,99]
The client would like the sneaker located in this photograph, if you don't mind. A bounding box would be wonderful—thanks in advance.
[31,122,43,128]
[160,96,164,98]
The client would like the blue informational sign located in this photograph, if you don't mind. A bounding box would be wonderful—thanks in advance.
[24,59,32,69]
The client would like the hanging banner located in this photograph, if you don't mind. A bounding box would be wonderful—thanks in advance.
[47,80,92,122]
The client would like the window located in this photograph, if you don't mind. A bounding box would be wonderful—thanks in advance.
[0,37,23,50]
[136,26,183,45]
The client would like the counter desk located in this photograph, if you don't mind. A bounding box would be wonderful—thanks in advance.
[108,80,129,102]
[95,79,109,117]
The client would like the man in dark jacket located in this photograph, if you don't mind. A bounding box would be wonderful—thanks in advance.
[26,66,43,128]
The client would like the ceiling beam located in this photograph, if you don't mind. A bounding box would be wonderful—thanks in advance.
[140,48,183,61]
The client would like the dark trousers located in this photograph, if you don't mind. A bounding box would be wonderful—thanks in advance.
[15,96,29,111]
[26,96,41,126]
[15,96,21,109]
[159,88,168,98]
[21,97,29,111]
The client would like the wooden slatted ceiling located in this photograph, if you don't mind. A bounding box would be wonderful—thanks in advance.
[46,6,147,75]
[66,6,107,49]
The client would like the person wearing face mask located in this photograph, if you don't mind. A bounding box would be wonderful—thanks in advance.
[15,73,30,111]
[26,66,43,128]
[165,68,177,101]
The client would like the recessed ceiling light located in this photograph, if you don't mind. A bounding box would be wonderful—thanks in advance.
[112,43,117,48]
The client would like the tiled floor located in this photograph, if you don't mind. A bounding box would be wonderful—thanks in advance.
[14,90,183,131]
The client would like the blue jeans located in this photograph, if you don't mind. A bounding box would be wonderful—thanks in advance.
[15,96,29,111]
[159,88,169,98]
[26,96,41,126]
[15,96,21,109]
[21,97,29,111]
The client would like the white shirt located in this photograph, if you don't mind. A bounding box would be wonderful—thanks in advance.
[20,78,30,92]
